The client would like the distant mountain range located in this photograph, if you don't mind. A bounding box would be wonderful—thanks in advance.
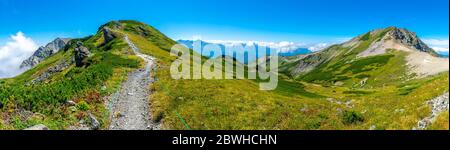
[177,40,313,63]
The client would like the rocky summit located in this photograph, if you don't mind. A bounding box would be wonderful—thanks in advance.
[20,38,71,69]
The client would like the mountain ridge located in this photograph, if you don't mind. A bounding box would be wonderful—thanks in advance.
[20,38,71,69]
[279,26,448,87]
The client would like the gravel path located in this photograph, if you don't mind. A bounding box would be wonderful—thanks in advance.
[108,36,160,130]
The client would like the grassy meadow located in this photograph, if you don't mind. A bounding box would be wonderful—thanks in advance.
[0,21,448,130]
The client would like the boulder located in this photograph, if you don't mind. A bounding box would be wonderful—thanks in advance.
[88,113,100,130]
[102,27,116,44]
[66,100,77,106]
[74,42,91,67]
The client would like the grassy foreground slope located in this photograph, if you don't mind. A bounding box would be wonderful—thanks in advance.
[0,21,448,130]
[121,21,448,130]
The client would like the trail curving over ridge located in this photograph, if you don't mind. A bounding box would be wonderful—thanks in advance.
[108,36,160,130]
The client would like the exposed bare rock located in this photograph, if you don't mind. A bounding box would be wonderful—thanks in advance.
[388,28,434,54]
[291,53,326,76]
[24,124,49,130]
[102,27,116,44]
[89,113,100,130]
[353,27,448,77]
[74,41,91,67]
[417,92,449,130]
[65,100,77,106]
[358,27,436,58]
[20,38,71,69]
[406,52,449,77]
[29,60,72,84]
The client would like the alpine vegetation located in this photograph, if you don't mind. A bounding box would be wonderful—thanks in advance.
[170,41,279,90]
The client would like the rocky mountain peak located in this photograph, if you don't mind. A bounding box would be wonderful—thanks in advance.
[20,38,71,69]
[351,26,439,57]
[384,27,435,54]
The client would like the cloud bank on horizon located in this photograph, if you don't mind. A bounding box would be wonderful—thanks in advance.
[200,39,334,53]
[181,36,449,54]
[0,32,38,78]
[423,39,449,54]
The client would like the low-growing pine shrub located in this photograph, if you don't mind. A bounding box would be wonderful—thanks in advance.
[76,101,90,111]
[341,110,364,125]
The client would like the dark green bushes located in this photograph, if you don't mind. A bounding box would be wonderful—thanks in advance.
[341,110,364,125]
[0,52,139,114]
[360,33,371,41]
[343,55,393,74]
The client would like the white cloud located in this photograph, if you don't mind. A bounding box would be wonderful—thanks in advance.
[0,32,38,78]
[423,39,449,53]
[431,47,449,53]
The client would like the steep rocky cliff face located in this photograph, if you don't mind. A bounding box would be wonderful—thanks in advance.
[388,28,435,54]
[358,27,438,58]
[20,38,71,69]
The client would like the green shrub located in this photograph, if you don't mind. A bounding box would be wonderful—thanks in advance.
[360,33,371,41]
[343,90,372,95]
[343,55,393,74]
[0,52,139,113]
[398,83,421,95]
[76,101,90,111]
[341,110,364,124]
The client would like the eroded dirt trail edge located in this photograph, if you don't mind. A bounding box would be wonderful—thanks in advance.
[108,36,160,130]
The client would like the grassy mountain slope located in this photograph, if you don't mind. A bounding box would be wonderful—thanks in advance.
[121,22,449,130]
[281,27,447,88]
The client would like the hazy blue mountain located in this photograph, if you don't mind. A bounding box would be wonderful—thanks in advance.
[177,40,313,63]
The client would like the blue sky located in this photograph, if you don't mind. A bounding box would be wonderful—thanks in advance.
[0,0,448,45]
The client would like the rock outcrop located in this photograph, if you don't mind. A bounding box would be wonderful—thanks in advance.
[20,38,71,69]
[24,124,49,130]
[89,113,100,130]
[417,92,449,130]
[29,60,72,84]
[357,27,438,58]
[102,27,116,44]
[290,53,326,76]
[74,41,91,67]
[387,27,434,54]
